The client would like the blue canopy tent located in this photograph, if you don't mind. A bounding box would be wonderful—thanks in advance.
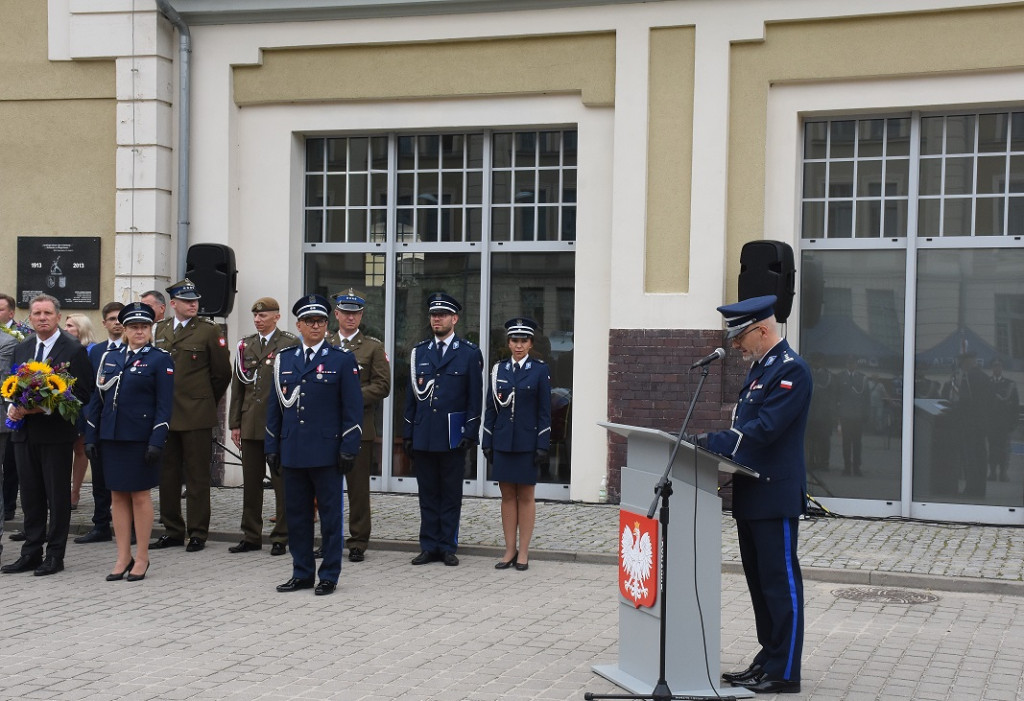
[915,326,1003,370]
[800,314,898,364]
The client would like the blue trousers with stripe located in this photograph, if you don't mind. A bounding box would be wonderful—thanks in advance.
[736,517,803,681]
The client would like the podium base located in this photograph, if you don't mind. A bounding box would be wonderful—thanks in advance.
[592,664,754,699]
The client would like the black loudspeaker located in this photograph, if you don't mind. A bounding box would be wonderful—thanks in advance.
[738,240,796,324]
[185,243,237,317]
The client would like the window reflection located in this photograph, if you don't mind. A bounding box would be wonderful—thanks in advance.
[913,249,1024,505]
[800,250,906,501]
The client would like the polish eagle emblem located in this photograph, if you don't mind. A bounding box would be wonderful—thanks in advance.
[618,510,657,608]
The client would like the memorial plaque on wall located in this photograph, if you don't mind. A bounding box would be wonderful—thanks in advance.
[17,237,101,309]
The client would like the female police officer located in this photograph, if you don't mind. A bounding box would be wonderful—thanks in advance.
[85,302,174,582]
[482,318,551,571]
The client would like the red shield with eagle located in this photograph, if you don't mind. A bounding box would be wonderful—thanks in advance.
[619,510,658,608]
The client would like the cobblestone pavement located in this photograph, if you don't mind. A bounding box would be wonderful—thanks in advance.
[2,545,1024,700]
[39,486,1024,593]
[3,486,1024,699]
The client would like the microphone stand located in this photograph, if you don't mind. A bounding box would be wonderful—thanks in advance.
[586,364,736,701]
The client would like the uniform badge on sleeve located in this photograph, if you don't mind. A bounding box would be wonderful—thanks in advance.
[780,380,793,390]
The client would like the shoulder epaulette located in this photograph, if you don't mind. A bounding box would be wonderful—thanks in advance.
[278,330,298,340]
[196,317,218,326]
[414,338,432,348]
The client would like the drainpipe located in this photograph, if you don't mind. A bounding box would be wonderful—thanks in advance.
[155,0,191,278]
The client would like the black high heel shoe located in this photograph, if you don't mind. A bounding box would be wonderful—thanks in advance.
[126,561,150,582]
[495,551,518,570]
[106,559,135,582]
[514,557,529,571]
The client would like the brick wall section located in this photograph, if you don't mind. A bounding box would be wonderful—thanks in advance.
[606,328,747,503]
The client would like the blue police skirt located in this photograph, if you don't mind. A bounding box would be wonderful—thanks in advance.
[492,450,537,485]
[100,440,159,492]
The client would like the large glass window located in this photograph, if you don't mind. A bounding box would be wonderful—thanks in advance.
[800,250,905,501]
[304,129,576,497]
[801,111,1024,517]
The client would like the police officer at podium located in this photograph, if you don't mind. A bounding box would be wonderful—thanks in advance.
[689,295,811,695]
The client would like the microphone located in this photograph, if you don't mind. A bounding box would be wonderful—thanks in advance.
[690,347,725,370]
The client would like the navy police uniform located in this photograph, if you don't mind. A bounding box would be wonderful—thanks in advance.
[403,293,483,559]
[266,295,363,588]
[85,307,174,492]
[702,295,811,689]
[483,319,552,485]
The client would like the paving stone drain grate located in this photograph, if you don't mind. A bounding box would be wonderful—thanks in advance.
[832,587,940,604]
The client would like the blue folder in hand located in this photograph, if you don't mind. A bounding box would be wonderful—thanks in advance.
[448,411,466,449]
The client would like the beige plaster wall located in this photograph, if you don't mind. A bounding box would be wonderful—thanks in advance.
[645,25,695,294]
[233,33,617,107]
[726,4,1024,301]
[0,0,115,320]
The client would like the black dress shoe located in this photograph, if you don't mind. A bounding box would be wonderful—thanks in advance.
[314,580,337,596]
[185,537,206,552]
[513,559,528,571]
[34,557,64,576]
[150,535,184,549]
[495,551,518,570]
[8,530,26,542]
[411,551,435,565]
[443,552,459,566]
[1,555,42,573]
[106,559,135,581]
[126,561,150,582]
[276,577,315,592]
[722,663,763,684]
[228,540,262,553]
[735,672,801,694]
[348,547,364,562]
[270,542,287,556]
[74,528,113,544]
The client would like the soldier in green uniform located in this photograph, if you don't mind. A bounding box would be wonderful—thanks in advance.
[327,289,391,562]
[150,279,231,553]
[228,297,297,556]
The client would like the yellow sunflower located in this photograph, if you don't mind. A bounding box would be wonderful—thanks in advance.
[0,375,17,399]
[24,361,53,374]
[46,375,68,395]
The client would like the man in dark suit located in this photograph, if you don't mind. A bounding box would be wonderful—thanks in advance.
[403,293,483,567]
[73,301,125,545]
[266,294,363,596]
[1,294,94,576]
[691,295,811,695]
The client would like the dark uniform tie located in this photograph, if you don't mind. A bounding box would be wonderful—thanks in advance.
[306,347,315,365]
[437,340,446,359]
[35,342,45,362]
[125,350,135,367]
[261,337,268,350]
[513,362,520,374]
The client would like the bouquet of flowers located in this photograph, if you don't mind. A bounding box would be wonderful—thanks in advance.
[0,324,25,342]
[1,360,83,430]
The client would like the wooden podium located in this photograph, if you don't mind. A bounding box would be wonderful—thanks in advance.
[594,422,758,698]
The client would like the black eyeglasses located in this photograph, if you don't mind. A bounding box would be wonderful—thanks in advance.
[733,324,763,342]
[301,317,328,327]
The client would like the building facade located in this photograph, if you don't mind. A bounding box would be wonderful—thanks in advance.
[4,0,1023,522]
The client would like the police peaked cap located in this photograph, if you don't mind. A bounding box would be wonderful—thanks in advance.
[427,293,461,315]
[119,302,156,326]
[292,294,332,320]
[504,317,539,338]
[717,295,777,339]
